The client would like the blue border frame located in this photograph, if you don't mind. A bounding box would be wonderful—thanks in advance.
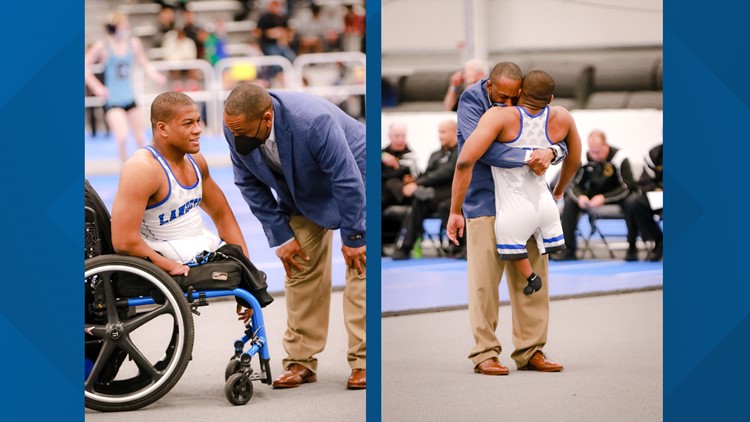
[664,1,750,420]
[9,1,750,420]
[0,2,83,420]
[365,0,382,420]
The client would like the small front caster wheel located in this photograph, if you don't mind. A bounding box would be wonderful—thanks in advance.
[225,373,253,405]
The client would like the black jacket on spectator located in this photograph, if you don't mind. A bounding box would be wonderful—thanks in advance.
[393,144,460,256]
[569,146,637,203]
[416,144,459,202]
[638,144,663,192]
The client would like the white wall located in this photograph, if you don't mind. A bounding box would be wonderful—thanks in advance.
[382,0,662,53]
[381,109,662,182]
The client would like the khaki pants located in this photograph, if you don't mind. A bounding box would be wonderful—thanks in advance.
[466,216,549,368]
[281,215,366,373]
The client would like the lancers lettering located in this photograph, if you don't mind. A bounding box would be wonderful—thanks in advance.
[158,198,202,225]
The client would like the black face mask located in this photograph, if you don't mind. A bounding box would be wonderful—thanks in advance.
[234,135,264,156]
[233,117,268,156]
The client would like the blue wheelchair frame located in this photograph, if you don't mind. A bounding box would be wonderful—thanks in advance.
[128,288,271,365]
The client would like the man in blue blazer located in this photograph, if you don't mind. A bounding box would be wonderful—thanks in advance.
[223,84,366,389]
[452,62,568,375]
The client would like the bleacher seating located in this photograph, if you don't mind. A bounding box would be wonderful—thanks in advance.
[382,48,662,112]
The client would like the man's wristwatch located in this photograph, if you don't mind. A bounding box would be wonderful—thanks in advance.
[548,146,558,161]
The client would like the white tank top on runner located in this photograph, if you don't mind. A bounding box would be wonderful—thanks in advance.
[140,146,222,263]
[490,106,565,258]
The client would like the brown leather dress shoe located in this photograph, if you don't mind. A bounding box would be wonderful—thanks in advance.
[272,363,317,388]
[347,369,366,389]
[474,357,509,375]
[519,351,564,372]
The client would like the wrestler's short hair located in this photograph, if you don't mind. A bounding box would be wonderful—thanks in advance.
[150,91,196,129]
[521,70,555,103]
[224,83,272,119]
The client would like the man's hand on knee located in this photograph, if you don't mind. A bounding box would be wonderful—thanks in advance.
[276,239,310,278]
[342,245,366,275]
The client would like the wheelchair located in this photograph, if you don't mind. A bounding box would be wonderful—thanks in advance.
[84,179,272,411]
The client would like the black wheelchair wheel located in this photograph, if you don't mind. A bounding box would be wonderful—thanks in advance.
[225,373,253,406]
[225,358,241,381]
[85,255,195,412]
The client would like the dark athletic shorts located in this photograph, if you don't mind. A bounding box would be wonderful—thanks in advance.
[104,101,137,113]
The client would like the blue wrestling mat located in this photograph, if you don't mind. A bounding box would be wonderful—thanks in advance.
[381,257,663,314]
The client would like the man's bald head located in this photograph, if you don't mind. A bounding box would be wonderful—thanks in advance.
[587,129,610,162]
[224,83,272,119]
[388,121,408,151]
[490,62,523,83]
[438,119,457,148]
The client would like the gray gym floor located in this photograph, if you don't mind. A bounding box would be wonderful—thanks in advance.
[382,290,663,422]
[85,292,366,421]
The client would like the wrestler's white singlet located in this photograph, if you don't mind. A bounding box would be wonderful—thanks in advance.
[490,107,565,259]
[140,146,223,263]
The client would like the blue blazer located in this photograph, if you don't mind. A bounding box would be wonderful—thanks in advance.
[224,91,366,248]
[456,78,568,219]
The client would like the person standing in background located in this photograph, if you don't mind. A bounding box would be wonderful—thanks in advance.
[85,13,167,163]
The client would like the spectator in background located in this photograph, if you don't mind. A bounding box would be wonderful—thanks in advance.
[443,59,489,112]
[162,26,199,92]
[85,12,167,163]
[553,130,640,261]
[182,9,204,59]
[201,20,230,65]
[381,122,420,211]
[154,0,190,11]
[233,0,257,22]
[295,3,326,54]
[343,4,365,52]
[255,0,296,62]
[624,143,663,261]
[391,119,462,260]
[320,3,344,52]
[153,6,176,48]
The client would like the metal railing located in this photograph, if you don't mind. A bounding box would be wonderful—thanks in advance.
[86,53,366,136]
[133,59,220,133]
[292,52,366,98]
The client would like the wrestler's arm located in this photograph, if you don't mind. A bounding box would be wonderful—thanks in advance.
[110,151,189,275]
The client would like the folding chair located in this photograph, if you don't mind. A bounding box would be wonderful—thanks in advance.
[577,204,627,259]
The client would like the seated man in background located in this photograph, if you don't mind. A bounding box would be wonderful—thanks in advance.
[553,129,641,261]
[392,119,462,260]
[624,143,663,261]
[110,92,272,321]
[382,121,420,210]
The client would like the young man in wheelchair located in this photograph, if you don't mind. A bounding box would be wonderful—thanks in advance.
[110,91,272,321]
